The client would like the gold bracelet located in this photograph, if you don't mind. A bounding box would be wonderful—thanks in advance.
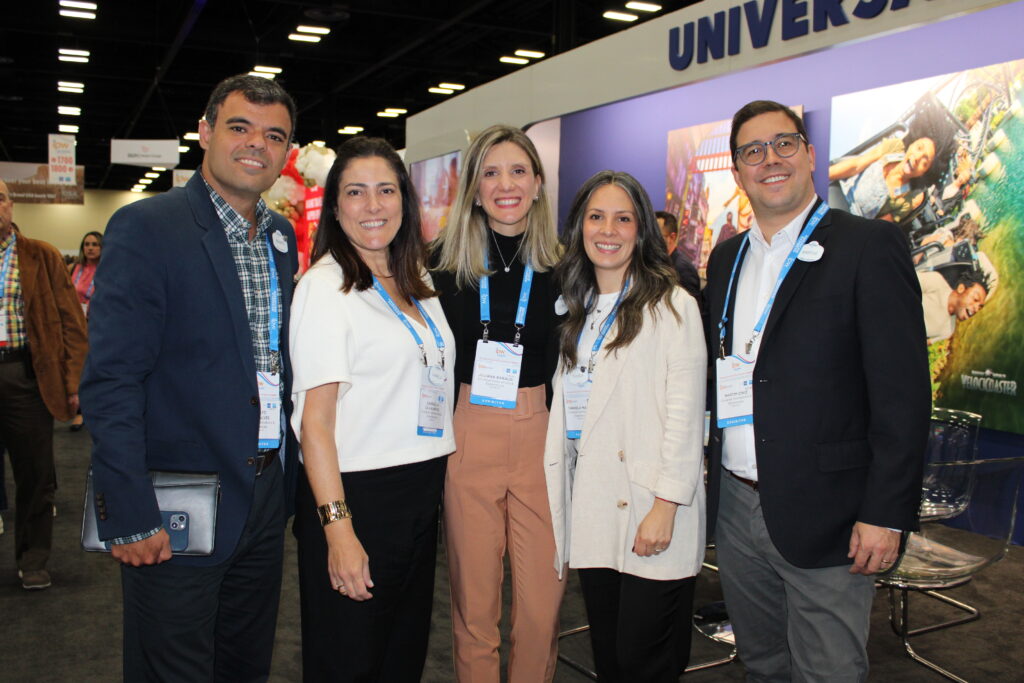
[316,499,352,526]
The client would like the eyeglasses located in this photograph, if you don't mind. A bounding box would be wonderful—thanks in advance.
[733,133,806,166]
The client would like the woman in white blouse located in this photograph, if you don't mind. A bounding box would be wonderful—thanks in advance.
[545,170,707,682]
[289,137,456,682]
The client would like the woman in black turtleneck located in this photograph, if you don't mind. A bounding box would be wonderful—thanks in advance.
[431,124,565,683]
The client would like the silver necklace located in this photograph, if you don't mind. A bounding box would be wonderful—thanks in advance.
[490,229,524,273]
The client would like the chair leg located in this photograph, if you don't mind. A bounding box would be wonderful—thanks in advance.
[886,587,981,682]
[557,626,598,680]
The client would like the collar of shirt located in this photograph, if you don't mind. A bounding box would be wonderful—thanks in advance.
[746,196,818,255]
[0,230,15,252]
[200,173,274,244]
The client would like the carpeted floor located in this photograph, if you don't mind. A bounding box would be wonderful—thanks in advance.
[1,424,1021,682]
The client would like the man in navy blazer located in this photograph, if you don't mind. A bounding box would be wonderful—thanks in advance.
[81,75,299,682]
[703,101,929,681]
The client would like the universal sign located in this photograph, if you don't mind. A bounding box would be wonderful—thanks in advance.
[669,0,913,71]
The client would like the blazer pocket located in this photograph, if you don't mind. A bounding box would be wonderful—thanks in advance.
[816,439,872,472]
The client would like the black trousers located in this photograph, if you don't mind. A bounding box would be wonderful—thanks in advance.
[578,568,697,683]
[121,461,286,683]
[0,357,56,571]
[293,456,446,683]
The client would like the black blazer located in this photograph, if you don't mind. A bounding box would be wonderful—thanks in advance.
[703,200,930,569]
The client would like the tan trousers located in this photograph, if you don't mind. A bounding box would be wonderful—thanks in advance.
[445,384,566,683]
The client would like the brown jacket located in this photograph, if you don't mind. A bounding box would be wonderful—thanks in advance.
[14,226,88,421]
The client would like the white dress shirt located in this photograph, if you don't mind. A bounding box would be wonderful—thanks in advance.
[721,198,817,481]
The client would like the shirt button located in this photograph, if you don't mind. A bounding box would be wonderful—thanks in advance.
[617,450,625,461]
[616,500,628,509]
[246,457,256,466]
[250,396,259,406]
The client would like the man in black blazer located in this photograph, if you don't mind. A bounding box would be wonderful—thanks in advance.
[703,100,929,681]
[82,75,299,682]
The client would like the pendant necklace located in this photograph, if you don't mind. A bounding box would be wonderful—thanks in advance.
[490,229,524,273]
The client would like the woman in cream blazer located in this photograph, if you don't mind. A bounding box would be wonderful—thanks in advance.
[546,171,707,682]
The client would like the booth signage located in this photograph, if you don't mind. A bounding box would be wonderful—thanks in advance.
[110,139,180,167]
[48,134,76,185]
[172,169,194,188]
[669,0,912,71]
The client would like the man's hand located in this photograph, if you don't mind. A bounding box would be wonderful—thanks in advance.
[67,393,80,414]
[848,522,900,575]
[111,530,173,567]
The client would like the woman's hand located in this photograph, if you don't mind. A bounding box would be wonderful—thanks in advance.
[325,520,374,601]
[633,498,678,557]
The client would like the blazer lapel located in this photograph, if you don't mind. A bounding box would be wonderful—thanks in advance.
[266,226,293,372]
[578,341,633,453]
[187,176,257,390]
[760,200,832,346]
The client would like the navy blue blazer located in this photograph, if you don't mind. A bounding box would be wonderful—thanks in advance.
[81,173,299,566]
[703,200,930,569]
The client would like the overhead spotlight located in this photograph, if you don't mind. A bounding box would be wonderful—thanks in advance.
[376,112,399,118]
[438,82,465,90]
[514,50,545,59]
[499,56,529,65]
[253,66,282,74]
[58,124,80,134]
[429,87,455,95]
[296,25,331,35]
[625,2,662,11]
[183,132,200,141]
[58,106,82,116]
[289,33,321,43]
[603,11,638,21]
[384,108,407,115]
[178,145,190,153]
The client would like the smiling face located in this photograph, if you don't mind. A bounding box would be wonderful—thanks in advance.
[82,234,101,262]
[731,111,816,237]
[904,137,936,178]
[335,156,403,269]
[0,180,12,239]
[475,141,542,236]
[199,91,292,215]
[582,183,638,293]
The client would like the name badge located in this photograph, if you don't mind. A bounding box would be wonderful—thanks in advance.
[257,371,282,449]
[0,309,7,346]
[418,364,447,437]
[469,340,523,409]
[563,367,592,439]
[716,355,754,428]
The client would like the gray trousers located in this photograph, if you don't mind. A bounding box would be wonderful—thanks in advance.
[716,470,875,683]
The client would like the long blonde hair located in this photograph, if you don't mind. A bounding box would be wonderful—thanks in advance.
[431,124,561,289]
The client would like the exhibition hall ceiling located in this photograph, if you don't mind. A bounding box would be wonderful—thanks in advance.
[1,0,702,192]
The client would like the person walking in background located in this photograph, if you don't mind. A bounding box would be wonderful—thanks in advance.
[431,124,565,683]
[67,230,102,431]
[0,179,88,590]
[547,171,707,681]
[290,136,455,682]
[81,74,299,681]
[703,100,929,681]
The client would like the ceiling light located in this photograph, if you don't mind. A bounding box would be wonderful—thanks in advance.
[145,172,160,179]
[151,167,166,172]
[625,1,661,11]
[59,124,79,134]
[58,106,82,116]
[253,65,282,74]
[59,9,96,19]
[438,82,465,90]
[337,126,364,134]
[58,48,90,63]
[178,145,190,153]
[603,11,638,21]
[60,0,98,8]
[500,56,529,65]
[429,87,455,95]
[58,80,84,94]
[58,55,89,63]
[384,108,407,115]
[131,187,144,193]
[377,112,399,118]
[139,178,153,185]
[248,71,275,79]
[58,85,84,94]
[183,132,200,140]
[514,50,545,59]
[296,25,330,35]
[288,33,321,43]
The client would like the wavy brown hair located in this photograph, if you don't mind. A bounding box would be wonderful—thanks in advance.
[555,171,679,370]
[312,137,434,303]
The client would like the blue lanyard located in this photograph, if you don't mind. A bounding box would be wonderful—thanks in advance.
[73,264,96,299]
[372,276,446,368]
[479,252,534,346]
[264,234,281,371]
[0,234,16,295]
[578,279,630,374]
[718,202,828,358]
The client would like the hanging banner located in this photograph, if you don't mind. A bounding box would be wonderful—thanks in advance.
[110,139,180,167]
[0,161,84,204]
[172,169,194,187]
[48,134,76,185]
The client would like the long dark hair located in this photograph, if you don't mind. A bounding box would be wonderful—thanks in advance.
[555,170,679,370]
[75,230,103,269]
[311,137,434,303]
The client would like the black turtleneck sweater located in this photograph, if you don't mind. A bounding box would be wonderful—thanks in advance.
[431,229,559,405]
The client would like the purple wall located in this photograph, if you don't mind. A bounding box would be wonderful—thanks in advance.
[555,1,1024,543]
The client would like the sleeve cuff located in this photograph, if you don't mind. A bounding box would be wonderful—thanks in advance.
[109,526,161,545]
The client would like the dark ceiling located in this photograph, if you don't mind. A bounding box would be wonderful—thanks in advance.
[1,1,703,193]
